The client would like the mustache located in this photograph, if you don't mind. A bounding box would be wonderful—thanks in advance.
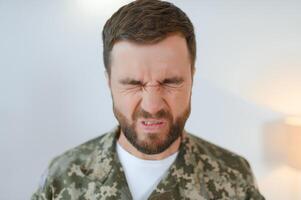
[133,108,172,120]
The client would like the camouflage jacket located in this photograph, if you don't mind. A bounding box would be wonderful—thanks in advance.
[32,126,265,200]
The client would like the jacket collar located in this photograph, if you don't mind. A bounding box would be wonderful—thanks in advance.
[149,133,208,199]
[83,126,120,182]
[82,126,206,199]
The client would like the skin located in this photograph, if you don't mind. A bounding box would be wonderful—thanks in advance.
[106,34,194,160]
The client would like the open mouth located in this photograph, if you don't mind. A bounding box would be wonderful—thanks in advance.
[142,120,164,126]
[139,118,167,130]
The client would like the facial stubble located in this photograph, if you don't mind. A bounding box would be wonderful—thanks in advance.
[113,101,191,155]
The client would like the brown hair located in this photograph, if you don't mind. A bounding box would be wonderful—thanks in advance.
[102,0,196,76]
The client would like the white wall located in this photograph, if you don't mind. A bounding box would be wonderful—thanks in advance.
[1,0,300,199]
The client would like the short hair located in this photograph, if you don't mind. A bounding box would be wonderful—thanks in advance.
[102,0,196,76]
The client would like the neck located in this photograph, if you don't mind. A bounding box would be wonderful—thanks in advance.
[117,131,184,160]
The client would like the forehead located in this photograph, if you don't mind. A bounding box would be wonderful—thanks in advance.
[110,34,191,80]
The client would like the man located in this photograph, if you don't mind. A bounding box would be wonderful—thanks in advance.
[32,0,265,199]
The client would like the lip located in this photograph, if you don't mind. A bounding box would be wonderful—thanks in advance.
[138,118,167,132]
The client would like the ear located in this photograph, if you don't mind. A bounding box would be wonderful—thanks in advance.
[191,67,196,85]
[105,71,111,88]
[192,67,196,77]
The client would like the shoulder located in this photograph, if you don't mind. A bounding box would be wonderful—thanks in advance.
[47,131,115,179]
[174,133,265,199]
[37,129,116,191]
[185,133,255,183]
[31,129,118,199]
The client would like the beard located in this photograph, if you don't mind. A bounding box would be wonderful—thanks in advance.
[113,103,191,155]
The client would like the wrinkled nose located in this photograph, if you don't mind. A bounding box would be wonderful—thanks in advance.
[140,85,165,116]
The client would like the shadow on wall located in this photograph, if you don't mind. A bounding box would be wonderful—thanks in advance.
[261,119,301,200]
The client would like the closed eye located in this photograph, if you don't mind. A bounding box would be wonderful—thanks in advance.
[118,77,184,92]
[118,78,144,93]
[160,77,184,88]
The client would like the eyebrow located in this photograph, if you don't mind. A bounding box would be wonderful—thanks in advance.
[119,78,143,85]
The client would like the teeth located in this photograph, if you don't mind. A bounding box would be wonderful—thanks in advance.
[143,121,161,125]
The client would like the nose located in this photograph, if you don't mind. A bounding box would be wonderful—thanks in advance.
[140,84,165,115]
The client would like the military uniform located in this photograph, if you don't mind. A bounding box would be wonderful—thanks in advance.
[32,126,265,200]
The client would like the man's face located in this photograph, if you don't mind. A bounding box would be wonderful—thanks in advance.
[108,34,193,154]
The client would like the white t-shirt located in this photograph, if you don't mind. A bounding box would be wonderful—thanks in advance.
[116,143,178,200]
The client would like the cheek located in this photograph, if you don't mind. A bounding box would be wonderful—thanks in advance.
[112,91,140,120]
[165,88,191,116]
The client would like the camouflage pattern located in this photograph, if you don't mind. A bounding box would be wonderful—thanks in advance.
[32,126,265,200]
